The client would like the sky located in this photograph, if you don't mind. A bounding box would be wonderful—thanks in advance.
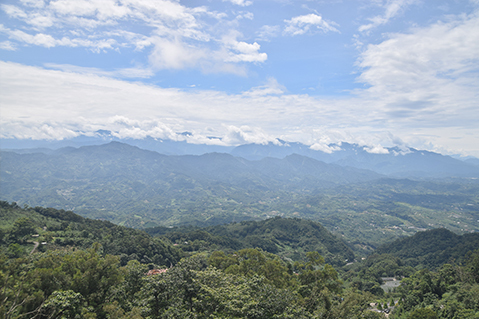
[0,0,478,157]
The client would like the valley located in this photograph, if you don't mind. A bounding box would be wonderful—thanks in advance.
[1,141,478,254]
[1,141,479,318]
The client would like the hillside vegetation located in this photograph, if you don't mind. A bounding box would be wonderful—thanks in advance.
[0,201,181,266]
[1,202,479,318]
[374,228,479,268]
[146,217,355,266]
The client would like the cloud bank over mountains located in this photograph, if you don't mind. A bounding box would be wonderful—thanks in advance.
[1,0,478,157]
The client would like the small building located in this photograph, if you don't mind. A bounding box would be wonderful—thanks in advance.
[146,269,168,276]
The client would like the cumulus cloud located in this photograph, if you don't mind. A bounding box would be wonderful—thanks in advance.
[364,145,389,154]
[148,36,206,70]
[0,0,267,73]
[222,125,274,145]
[221,31,267,63]
[0,121,80,140]
[284,13,339,36]
[107,116,179,140]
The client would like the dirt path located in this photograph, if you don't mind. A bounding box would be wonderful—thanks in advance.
[30,241,39,254]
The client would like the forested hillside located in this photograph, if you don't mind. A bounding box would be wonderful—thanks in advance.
[374,228,479,268]
[146,217,355,266]
[0,201,181,266]
[1,202,479,318]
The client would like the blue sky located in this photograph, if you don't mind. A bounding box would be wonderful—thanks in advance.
[1,0,478,156]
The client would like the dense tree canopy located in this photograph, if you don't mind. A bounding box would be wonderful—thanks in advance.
[1,202,478,318]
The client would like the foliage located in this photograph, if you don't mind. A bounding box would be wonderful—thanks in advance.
[0,201,183,266]
[1,201,479,318]
[149,217,355,266]
[392,250,479,318]
[374,228,479,269]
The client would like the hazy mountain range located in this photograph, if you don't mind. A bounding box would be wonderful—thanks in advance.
[2,138,479,240]
[2,132,478,179]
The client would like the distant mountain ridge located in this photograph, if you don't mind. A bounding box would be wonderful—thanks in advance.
[0,141,383,188]
[232,141,479,178]
[2,133,478,178]
[2,141,478,250]
[0,141,382,227]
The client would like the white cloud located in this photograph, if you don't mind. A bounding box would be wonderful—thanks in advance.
[284,13,339,36]
[49,0,130,22]
[223,0,253,7]
[236,11,254,20]
[310,143,341,154]
[256,25,280,41]
[44,63,154,78]
[6,29,57,47]
[146,27,268,71]
[222,31,267,63]
[148,36,206,70]
[0,23,119,51]
[107,115,179,140]
[242,78,285,97]
[116,67,154,78]
[359,0,417,33]
[2,2,479,160]
[0,0,266,73]
[0,40,17,51]
[0,118,82,140]
[364,145,389,154]
[1,4,28,19]
[356,10,479,127]
[0,61,352,146]
[222,125,273,145]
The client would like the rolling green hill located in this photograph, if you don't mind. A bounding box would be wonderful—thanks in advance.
[0,201,181,266]
[2,201,479,318]
[374,228,479,269]
[146,217,355,266]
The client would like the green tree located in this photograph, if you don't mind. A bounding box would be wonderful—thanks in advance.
[27,244,124,317]
[39,290,84,318]
[103,301,143,319]
[210,248,293,289]
[407,307,438,319]
[6,243,24,258]
[113,260,148,312]
[294,252,342,315]
[9,217,35,241]
[333,289,384,318]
